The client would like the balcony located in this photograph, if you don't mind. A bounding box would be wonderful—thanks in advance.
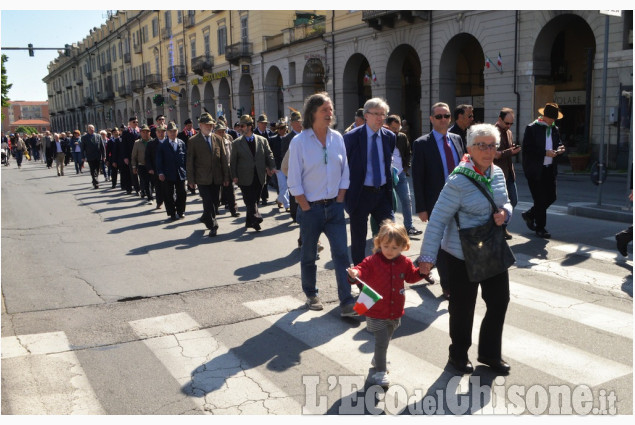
[123,52,131,63]
[55,86,62,94]
[225,42,253,65]
[161,27,172,40]
[68,105,76,112]
[84,97,94,106]
[184,14,195,28]
[166,65,186,81]
[361,10,429,30]
[100,62,112,73]
[118,84,132,98]
[47,89,55,98]
[145,73,162,89]
[133,43,142,54]
[97,90,115,102]
[75,76,83,85]
[191,55,213,76]
[65,81,73,89]
[131,79,145,93]
[263,33,284,51]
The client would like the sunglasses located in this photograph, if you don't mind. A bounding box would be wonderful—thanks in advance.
[433,114,451,120]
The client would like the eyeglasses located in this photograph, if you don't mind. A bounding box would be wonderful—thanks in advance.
[433,114,452,120]
[157,118,165,121]
[503,121,514,126]
[473,142,498,151]
[323,146,328,165]
[367,111,386,118]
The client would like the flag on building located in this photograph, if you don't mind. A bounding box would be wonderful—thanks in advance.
[372,71,377,82]
[497,52,503,70]
[485,55,493,69]
[353,281,383,315]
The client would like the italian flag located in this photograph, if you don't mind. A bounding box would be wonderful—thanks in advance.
[353,282,383,315]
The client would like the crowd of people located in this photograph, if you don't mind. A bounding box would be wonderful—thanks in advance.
[5,93,630,389]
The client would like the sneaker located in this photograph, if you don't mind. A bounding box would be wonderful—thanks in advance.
[371,357,391,372]
[306,296,323,311]
[408,227,423,236]
[340,303,359,317]
[371,371,390,388]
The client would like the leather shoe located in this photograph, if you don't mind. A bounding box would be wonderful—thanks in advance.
[209,227,218,237]
[448,356,474,374]
[504,227,512,240]
[535,228,551,239]
[253,223,261,231]
[521,211,536,231]
[615,232,629,256]
[230,211,241,217]
[477,357,511,374]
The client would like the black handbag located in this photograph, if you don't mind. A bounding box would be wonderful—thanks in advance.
[454,176,515,282]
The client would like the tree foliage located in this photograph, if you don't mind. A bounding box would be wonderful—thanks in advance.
[15,126,38,135]
[1,54,12,112]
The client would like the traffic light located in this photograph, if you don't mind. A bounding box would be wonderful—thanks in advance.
[237,107,244,118]
[64,44,71,57]
[28,43,34,57]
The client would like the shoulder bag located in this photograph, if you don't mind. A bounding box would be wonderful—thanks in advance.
[454,176,515,282]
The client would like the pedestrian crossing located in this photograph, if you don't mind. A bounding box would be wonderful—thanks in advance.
[2,241,632,415]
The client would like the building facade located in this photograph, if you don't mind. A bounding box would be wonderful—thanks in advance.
[1,101,50,134]
[44,10,633,168]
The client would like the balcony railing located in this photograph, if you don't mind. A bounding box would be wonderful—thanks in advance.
[97,90,115,102]
[131,78,145,93]
[133,43,142,54]
[161,27,172,40]
[167,65,186,81]
[100,62,112,73]
[84,97,94,106]
[361,10,429,30]
[85,71,93,80]
[191,55,213,75]
[48,90,55,98]
[145,73,162,88]
[263,33,284,51]
[123,52,131,63]
[225,42,253,64]
[65,81,73,89]
[75,76,83,85]
[118,84,132,98]
[55,86,62,94]
[184,14,195,28]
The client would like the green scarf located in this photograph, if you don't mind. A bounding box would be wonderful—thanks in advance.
[450,154,493,193]
[534,117,555,137]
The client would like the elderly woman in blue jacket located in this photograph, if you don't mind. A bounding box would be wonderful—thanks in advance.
[419,123,512,376]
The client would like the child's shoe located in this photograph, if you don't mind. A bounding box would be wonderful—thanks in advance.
[371,371,390,388]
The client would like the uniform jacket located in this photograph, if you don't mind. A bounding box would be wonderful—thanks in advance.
[268,134,284,169]
[131,138,150,167]
[186,132,230,186]
[119,127,139,163]
[106,137,120,165]
[522,120,562,181]
[156,138,187,181]
[411,131,465,216]
[343,125,396,215]
[145,138,162,172]
[350,252,423,320]
[230,134,276,186]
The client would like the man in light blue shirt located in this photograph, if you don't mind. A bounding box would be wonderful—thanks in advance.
[287,92,357,317]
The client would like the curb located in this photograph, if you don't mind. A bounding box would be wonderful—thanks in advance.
[567,202,633,224]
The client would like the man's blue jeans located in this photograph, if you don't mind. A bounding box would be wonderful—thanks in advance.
[507,178,518,209]
[394,171,414,230]
[297,201,354,307]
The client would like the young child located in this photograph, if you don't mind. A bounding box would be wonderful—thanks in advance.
[347,220,427,387]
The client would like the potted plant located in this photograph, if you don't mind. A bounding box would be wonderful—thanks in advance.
[568,137,591,172]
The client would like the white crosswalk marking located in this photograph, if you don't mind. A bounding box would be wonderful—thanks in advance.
[515,201,568,216]
[129,312,303,414]
[1,332,105,414]
[553,243,632,262]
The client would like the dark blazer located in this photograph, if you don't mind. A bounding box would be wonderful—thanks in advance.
[281,130,299,158]
[268,134,283,169]
[343,125,396,215]
[81,132,105,161]
[106,137,120,165]
[411,131,465,216]
[522,121,562,181]
[145,138,161,172]
[230,134,276,187]
[156,138,187,181]
[119,127,139,163]
[186,132,230,186]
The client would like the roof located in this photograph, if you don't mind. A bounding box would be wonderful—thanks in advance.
[11,119,51,126]
[8,101,49,106]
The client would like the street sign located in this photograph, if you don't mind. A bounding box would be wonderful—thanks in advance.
[600,10,622,17]
[167,88,182,97]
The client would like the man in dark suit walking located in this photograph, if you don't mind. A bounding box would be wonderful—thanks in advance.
[81,124,105,189]
[186,112,231,237]
[411,102,466,295]
[343,98,396,267]
[156,122,187,221]
[253,113,275,205]
[120,116,141,195]
[521,103,565,239]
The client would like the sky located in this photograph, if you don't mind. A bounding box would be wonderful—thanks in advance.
[1,10,111,101]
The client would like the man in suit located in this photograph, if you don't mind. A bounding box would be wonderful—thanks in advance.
[150,115,165,139]
[253,113,275,205]
[215,121,240,217]
[156,122,187,220]
[131,124,153,203]
[521,103,565,239]
[81,124,105,189]
[344,108,365,133]
[186,112,231,237]
[120,116,141,195]
[344,98,396,267]
[230,114,276,232]
[411,102,466,295]
[448,104,474,151]
[106,128,121,189]
[146,124,166,209]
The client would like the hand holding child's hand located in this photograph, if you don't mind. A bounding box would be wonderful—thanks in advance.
[347,268,358,279]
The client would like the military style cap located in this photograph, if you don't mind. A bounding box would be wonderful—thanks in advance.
[290,111,302,122]
[156,124,167,131]
[167,121,179,131]
[198,112,215,124]
[355,108,364,118]
[257,114,268,123]
[276,118,288,129]
[111,127,119,132]
[140,124,151,131]
[240,115,254,126]
[214,122,227,131]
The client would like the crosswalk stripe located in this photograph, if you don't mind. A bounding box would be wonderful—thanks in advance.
[129,313,303,414]
[515,201,568,216]
[509,281,632,339]
[553,243,632,262]
[242,296,508,414]
[405,291,632,387]
[514,253,632,294]
[1,332,105,414]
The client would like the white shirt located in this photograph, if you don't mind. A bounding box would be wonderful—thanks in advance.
[287,128,350,202]
[543,132,553,166]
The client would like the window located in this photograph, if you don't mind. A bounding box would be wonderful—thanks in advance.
[177,10,182,24]
[164,11,171,28]
[152,18,158,38]
[218,26,226,55]
[190,38,196,58]
[155,55,160,74]
[178,43,184,66]
[203,32,210,56]
[240,16,248,42]
[111,45,117,62]
[142,26,148,43]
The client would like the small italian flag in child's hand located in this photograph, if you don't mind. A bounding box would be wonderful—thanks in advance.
[353,281,383,315]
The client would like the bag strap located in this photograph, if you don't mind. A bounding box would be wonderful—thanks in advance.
[453,174,499,230]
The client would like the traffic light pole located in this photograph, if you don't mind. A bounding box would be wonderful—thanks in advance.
[2,44,72,56]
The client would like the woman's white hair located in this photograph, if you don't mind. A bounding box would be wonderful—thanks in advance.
[466,123,500,147]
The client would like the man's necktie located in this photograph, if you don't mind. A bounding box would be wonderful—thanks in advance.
[206,136,211,148]
[443,135,455,175]
[371,133,381,188]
